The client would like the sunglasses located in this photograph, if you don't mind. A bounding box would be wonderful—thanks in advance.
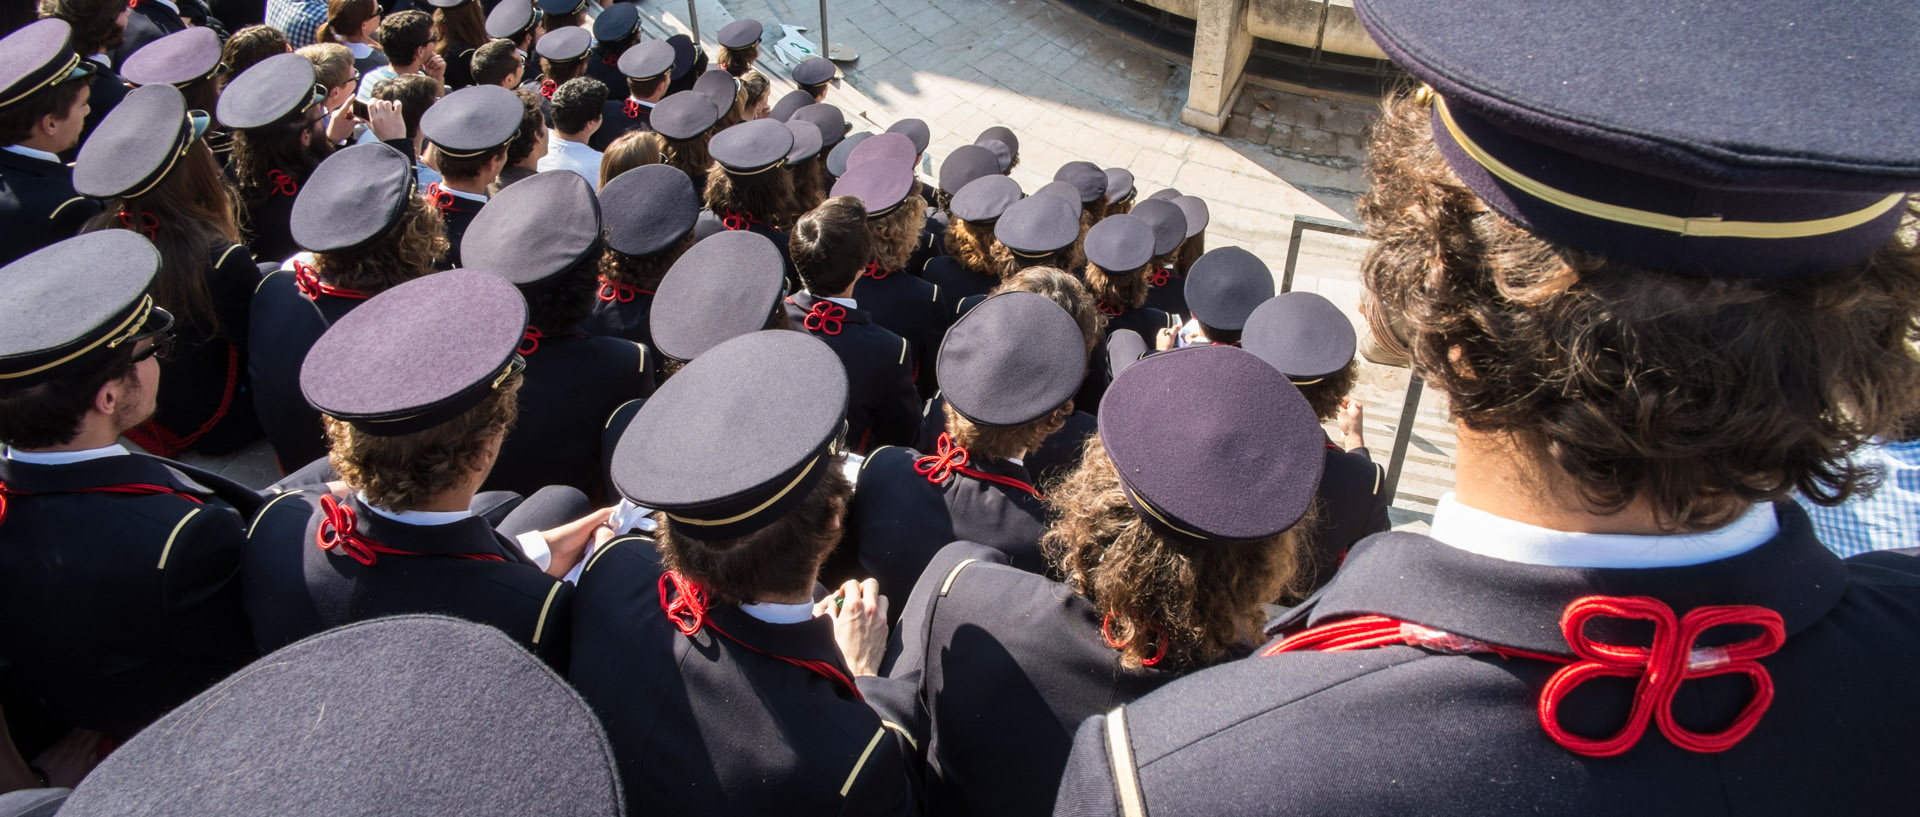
[131,333,176,364]
[126,307,177,363]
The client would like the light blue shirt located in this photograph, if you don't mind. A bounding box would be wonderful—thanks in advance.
[1798,438,1920,557]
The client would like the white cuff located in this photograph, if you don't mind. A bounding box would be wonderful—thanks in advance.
[515,530,552,570]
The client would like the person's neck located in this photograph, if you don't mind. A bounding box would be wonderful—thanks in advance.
[821,283,854,299]
[392,62,421,74]
[556,130,592,145]
[440,174,491,197]
[513,155,540,171]
[1451,425,1673,535]
[13,133,68,155]
[28,418,122,453]
[754,587,814,605]
[390,483,478,513]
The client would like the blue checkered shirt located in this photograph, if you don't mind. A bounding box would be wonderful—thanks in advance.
[1798,438,1920,557]
[266,0,329,48]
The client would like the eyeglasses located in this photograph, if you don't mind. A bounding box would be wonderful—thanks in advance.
[131,333,176,364]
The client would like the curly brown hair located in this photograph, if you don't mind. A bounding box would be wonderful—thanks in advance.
[1294,359,1358,422]
[1360,90,1920,529]
[1042,436,1302,668]
[599,230,693,291]
[655,459,851,606]
[944,402,1067,463]
[866,194,927,272]
[312,196,448,293]
[1083,259,1148,311]
[705,163,797,232]
[326,373,522,509]
[37,0,126,57]
[945,217,1015,279]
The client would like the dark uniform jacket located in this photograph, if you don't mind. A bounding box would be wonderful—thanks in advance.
[906,209,946,277]
[0,453,261,739]
[483,331,651,501]
[583,48,626,95]
[247,266,368,472]
[241,490,571,664]
[1053,503,1920,817]
[1141,265,1187,320]
[917,394,1095,489]
[579,279,660,382]
[851,268,946,398]
[234,166,304,265]
[1296,440,1390,595]
[885,543,1208,817]
[837,443,1048,602]
[111,2,188,68]
[590,96,652,152]
[920,256,997,317]
[784,292,919,454]
[426,185,483,268]
[570,536,922,816]
[135,243,262,457]
[1074,304,1174,418]
[0,148,99,266]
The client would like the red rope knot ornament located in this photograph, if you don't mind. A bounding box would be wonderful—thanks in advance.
[1146,266,1172,287]
[657,569,866,701]
[426,182,454,212]
[1261,595,1786,758]
[624,99,641,119]
[267,169,299,197]
[860,259,891,280]
[597,276,652,303]
[602,53,618,66]
[912,433,1044,499]
[519,326,545,355]
[719,209,762,231]
[540,79,557,98]
[1102,613,1169,667]
[118,210,159,240]
[1096,301,1125,317]
[802,300,846,335]
[0,483,13,526]
[293,261,370,301]
[314,494,380,566]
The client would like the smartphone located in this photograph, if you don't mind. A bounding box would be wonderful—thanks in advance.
[350,98,369,121]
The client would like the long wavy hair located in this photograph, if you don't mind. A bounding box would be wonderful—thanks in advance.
[866,194,926,272]
[599,230,692,290]
[787,155,825,214]
[705,164,797,231]
[1083,259,1149,311]
[82,140,241,339]
[661,134,713,187]
[946,217,1014,279]
[311,196,447,293]
[328,373,520,509]
[433,0,487,55]
[229,108,322,207]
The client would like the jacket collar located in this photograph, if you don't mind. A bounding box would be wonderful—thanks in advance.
[346,495,535,566]
[787,291,874,325]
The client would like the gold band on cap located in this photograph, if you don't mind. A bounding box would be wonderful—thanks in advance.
[123,114,205,200]
[1289,376,1324,386]
[664,454,820,528]
[1122,482,1206,541]
[0,51,83,109]
[0,295,152,380]
[722,158,788,176]
[1433,95,1906,240]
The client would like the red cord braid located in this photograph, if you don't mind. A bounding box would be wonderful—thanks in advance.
[658,570,865,701]
[624,99,640,119]
[802,300,846,335]
[1102,613,1168,667]
[118,210,159,240]
[0,480,205,526]
[598,277,654,303]
[314,495,506,567]
[267,169,299,197]
[1263,595,1785,757]
[425,182,455,212]
[540,79,557,98]
[519,326,545,355]
[1145,266,1172,287]
[912,433,1043,500]
[860,259,892,280]
[720,209,763,231]
[1096,301,1125,317]
[293,261,370,301]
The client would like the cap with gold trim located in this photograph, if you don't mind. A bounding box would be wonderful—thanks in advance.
[611,330,848,540]
[649,230,785,362]
[215,53,318,130]
[461,169,602,288]
[1097,344,1324,545]
[299,270,527,436]
[420,85,524,160]
[0,20,94,112]
[73,84,211,200]
[1241,291,1356,385]
[0,232,167,390]
[485,0,540,41]
[120,26,221,88]
[1356,0,1920,278]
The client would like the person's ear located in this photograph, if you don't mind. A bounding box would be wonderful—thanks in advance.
[92,375,129,418]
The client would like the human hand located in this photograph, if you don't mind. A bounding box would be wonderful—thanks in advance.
[366,99,406,142]
[538,506,615,578]
[1154,326,1177,351]
[817,579,889,676]
[325,105,356,144]
[423,53,447,82]
[1337,397,1365,450]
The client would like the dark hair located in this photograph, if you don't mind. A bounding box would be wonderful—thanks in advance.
[1360,89,1920,529]
[787,155,824,214]
[655,458,851,606]
[704,161,797,231]
[598,229,690,291]
[0,348,137,449]
[790,195,869,295]
[470,38,522,87]
[660,130,712,186]
[501,88,543,166]
[1083,259,1148,311]
[432,142,505,181]
[372,10,433,67]
[313,196,447,292]
[371,72,439,137]
[317,0,379,44]
[538,53,587,85]
[432,0,487,57]
[716,41,757,77]
[218,25,291,88]
[1009,248,1068,272]
[549,76,606,134]
[229,106,324,207]
[1296,359,1358,422]
[624,74,667,102]
[329,374,520,509]
[524,254,601,332]
[81,140,241,339]
[1193,321,1239,345]
[0,74,87,146]
[37,0,125,56]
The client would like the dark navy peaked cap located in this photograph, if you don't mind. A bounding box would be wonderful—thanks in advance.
[292,143,416,254]
[939,291,1086,427]
[592,3,639,42]
[717,19,763,49]
[793,56,835,87]
[0,232,162,389]
[421,85,523,156]
[424,0,474,10]
[650,91,718,140]
[665,34,698,79]
[1145,187,1179,201]
[1171,195,1208,236]
[463,170,602,287]
[1242,291,1356,383]
[301,270,527,436]
[618,39,675,80]
[611,331,846,540]
[1130,198,1187,256]
[534,26,590,62]
[650,230,785,362]
[1033,180,1080,205]
[938,144,1000,195]
[1104,168,1135,205]
[831,159,913,217]
[848,132,915,172]
[485,0,539,40]
[216,53,316,129]
[996,193,1079,256]
[1084,214,1153,272]
[1054,161,1107,204]
[824,130,870,178]
[74,84,208,200]
[793,103,847,149]
[57,616,623,817]
[975,125,1017,171]
[537,0,586,16]
[0,20,93,112]
[885,118,929,155]
[121,26,221,87]
[711,119,792,174]
[602,163,699,256]
[1186,246,1273,331]
[770,89,811,122]
[692,69,736,113]
[1356,0,1920,278]
[784,118,823,163]
[1100,345,1324,544]
[949,175,1021,223]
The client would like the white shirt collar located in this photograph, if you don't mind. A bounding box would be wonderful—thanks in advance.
[1427,492,1778,569]
[1,144,61,164]
[438,185,488,203]
[550,132,592,151]
[3,444,129,465]
[346,41,374,58]
[1006,457,1024,466]
[356,492,472,526]
[87,53,112,69]
[739,600,816,624]
[801,289,857,309]
[629,96,657,109]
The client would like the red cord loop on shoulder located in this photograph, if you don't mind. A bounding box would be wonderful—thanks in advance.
[624,99,640,119]
[426,182,454,212]
[519,326,544,355]
[1263,595,1785,758]
[597,276,652,303]
[802,300,846,335]
[267,169,299,197]
[912,433,1043,500]
[314,495,506,566]
[720,209,761,231]
[0,480,206,527]
[1096,301,1124,317]
[860,259,891,280]
[118,210,159,240]
[1102,613,1169,667]
[1145,266,1172,287]
[293,261,370,301]
[540,79,557,98]
[657,569,865,701]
